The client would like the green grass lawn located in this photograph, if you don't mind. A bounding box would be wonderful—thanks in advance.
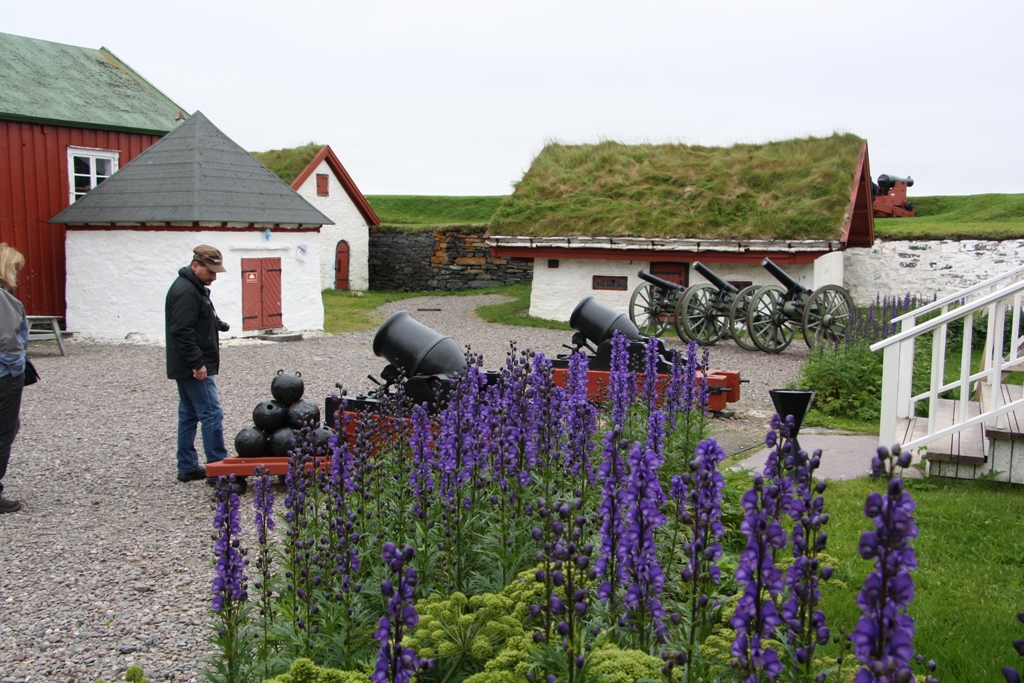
[364,195,505,227]
[808,475,1024,682]
[875,193,1024,240]
[322,284,568,335]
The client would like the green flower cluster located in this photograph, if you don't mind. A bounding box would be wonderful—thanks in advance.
[263,658,370,683]
[403,592,525,676]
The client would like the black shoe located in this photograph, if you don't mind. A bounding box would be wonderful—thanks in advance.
[176,468,207,483]
[0,496,22,513]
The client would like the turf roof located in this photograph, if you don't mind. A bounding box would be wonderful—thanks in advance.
[251,143,324,185]
[490,133,866,241]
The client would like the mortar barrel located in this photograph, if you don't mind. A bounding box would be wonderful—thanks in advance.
[372,310,468,377]
[569,296,645,346]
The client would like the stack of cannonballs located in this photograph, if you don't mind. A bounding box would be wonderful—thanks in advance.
[234,370,332,457]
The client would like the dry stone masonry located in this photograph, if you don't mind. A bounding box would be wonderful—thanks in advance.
[369,226,533,291]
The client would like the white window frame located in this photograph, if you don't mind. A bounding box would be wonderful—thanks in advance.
[67,146,120,203]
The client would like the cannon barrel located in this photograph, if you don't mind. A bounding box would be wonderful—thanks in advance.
[877,174,914,191]
[693,261,739,295]
[372,310,468,377]
[760,258,812,297]
[569,296,645,346]
[637,269,684,292]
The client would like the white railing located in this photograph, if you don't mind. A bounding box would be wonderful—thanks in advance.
[872,266,1024,452]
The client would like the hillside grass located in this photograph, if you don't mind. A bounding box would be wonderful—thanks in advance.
[490,133,865,240]
[364,195,504,227]
[875,193,1024,240]
[251,142,322,185]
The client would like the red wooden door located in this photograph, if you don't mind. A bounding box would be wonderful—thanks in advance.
[335,241,350,290]
[651,261,689,287]
[241,257,283,331]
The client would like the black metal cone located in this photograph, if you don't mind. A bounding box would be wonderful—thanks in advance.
[768,389,815,439]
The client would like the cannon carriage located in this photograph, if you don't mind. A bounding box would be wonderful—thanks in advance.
[627,269,683,337]
[746,258,855,353]
[626,263,760,350]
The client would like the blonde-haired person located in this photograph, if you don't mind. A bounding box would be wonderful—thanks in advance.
[0,243,28,513]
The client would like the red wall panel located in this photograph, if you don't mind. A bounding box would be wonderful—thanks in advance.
[0,120,164,315]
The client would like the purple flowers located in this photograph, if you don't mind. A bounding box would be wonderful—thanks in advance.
[850,445,921,683]
[731,474,786,681]
[609,331,635,429]
[372,543,429,683]
[212,476,247,612]
[673,438,727,662]
[620,441,668,647]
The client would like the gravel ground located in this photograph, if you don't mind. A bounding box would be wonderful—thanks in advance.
[0,295,807,682]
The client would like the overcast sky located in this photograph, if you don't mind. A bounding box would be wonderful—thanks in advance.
[6,0,1022,197]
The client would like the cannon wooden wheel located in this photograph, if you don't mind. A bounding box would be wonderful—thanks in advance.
[747,285,796,353]
[802,284,855,348]
[628,283,672,337]
[676,283,726,346]
[728,285,759,351]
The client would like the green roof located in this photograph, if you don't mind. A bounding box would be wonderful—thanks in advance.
[0,32,185,134]
[252,143,324,185]
[491,133,866,240]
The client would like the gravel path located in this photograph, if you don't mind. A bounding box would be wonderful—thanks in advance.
[0,295,806,682]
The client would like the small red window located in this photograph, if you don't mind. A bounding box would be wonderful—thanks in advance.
[593,275,628,291]
[316,174,329,197]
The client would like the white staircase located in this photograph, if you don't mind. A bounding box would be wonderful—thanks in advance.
[872,264,1024,483]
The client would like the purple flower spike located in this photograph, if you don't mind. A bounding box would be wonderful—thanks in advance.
[373,544,421,683]
[850,445,921,682]
[731,474,785,681]
[211,476,247,613]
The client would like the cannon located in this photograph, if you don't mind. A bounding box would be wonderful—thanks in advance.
[873,173,915,218]
[555,296,741,410]
[676,261,761,350]
[566,295,670,373]
[628,270,683,337]
[746,258,855,353]
[341,309,471,413]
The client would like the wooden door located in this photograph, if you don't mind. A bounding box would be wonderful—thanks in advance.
[651,261,689,287]
[241,257,283,331]
[335,241,350,290]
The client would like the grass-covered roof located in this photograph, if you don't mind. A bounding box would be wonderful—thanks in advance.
[490,133,866,240]
[251,142,324,185]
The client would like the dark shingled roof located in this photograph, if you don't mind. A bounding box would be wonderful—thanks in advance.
[51,111,334,226]
[0,32,185,134]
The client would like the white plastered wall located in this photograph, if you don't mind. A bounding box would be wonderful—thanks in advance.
[294,159,370,291]
[529,257,816,322]
[66,229,324,340]
[844,239,1024,305]
[812,251,844,289]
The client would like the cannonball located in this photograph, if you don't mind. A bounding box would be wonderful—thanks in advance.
[271,370,305,406]
[269,426,297,457]
[234,426,269,458]
[253,400,287,432]
[312,425,333,454]
[286,398,321,429]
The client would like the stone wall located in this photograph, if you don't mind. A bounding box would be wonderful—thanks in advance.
[369,226,533,291]
[844,239,1024,304]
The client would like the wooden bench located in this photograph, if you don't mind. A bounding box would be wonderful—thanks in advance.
[27,315,67,356]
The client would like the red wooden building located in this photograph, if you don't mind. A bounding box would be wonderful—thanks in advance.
[0,32,185,316]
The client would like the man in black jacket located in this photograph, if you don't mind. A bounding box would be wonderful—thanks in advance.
[166,245,230,483]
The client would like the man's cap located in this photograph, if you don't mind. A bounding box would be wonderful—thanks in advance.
[193,245,226,272]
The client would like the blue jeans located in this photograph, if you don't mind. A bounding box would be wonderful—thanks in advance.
[176,376,227,474]
[0,372,23,495]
